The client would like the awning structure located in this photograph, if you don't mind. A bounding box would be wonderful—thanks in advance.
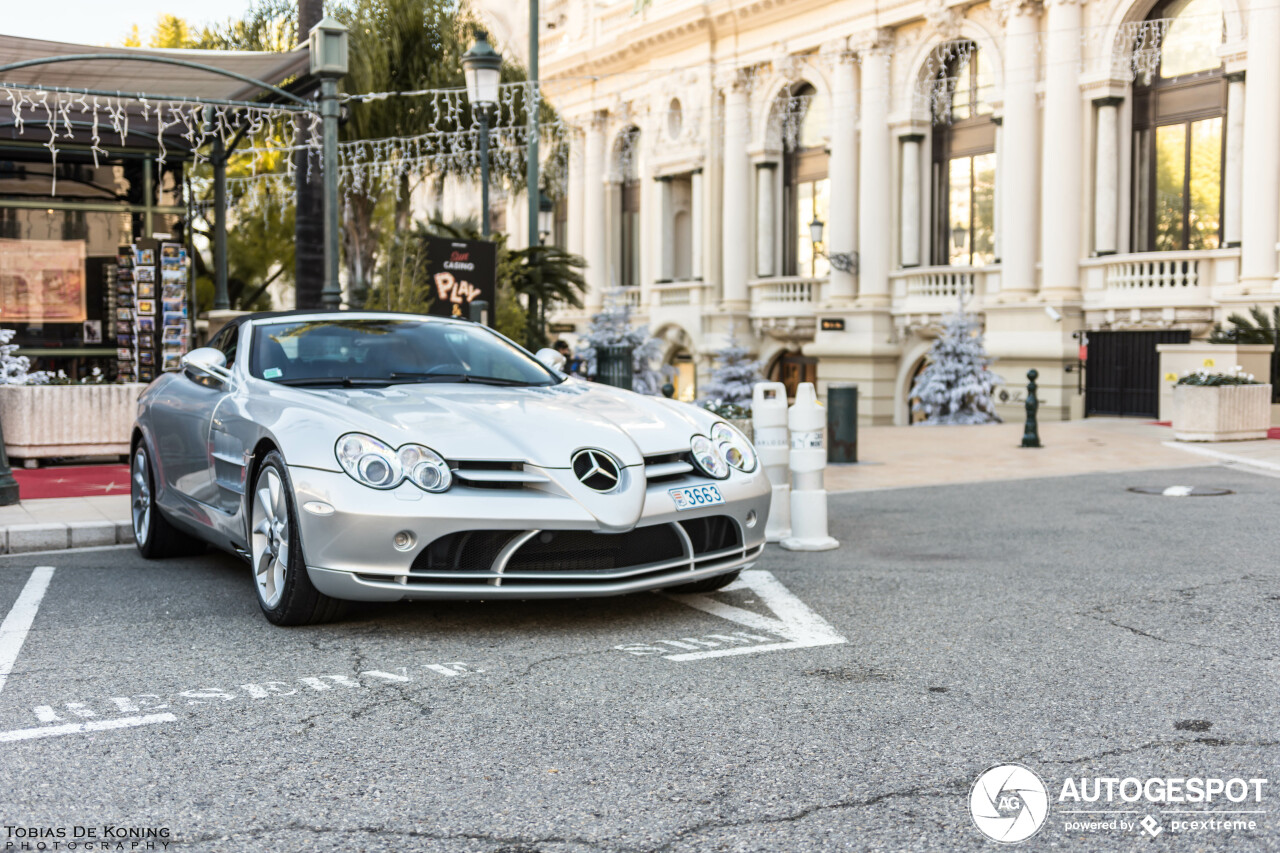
[0,34,310,103]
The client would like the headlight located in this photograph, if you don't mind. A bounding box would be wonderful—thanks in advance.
[711,422,758,472]
[690,434,729,479]
[335,434,453,492]
[397,444,452,493]
[336,434,402,489]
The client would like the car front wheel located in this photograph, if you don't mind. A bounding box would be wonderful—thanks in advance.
[250,451,345,626]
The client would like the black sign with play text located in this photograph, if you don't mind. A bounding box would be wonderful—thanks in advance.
[425,237,496,320]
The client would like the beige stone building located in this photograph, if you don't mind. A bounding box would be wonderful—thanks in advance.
[476,0,1278,424]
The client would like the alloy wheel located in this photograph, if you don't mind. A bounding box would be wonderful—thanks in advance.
[131,448,151,545]
[251,467,290,609]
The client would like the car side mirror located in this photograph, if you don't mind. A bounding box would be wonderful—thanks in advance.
[535,347,566,372]
[181,347,232,383]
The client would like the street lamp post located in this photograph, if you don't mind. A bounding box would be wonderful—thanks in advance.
[538,191,554,245]
[463,32,502,239]
[308,17,350,310]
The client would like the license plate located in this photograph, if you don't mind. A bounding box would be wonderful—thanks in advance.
[669,484,725,511]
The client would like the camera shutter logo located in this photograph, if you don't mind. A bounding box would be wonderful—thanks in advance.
[969,764,1050,843]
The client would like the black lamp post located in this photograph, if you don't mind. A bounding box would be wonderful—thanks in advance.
[463,32,502,238]
[537,191,554,245]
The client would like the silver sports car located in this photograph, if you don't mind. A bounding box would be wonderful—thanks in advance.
[131,311,770,625]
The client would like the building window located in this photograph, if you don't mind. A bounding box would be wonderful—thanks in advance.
[930,42,996,267]
[782,84,829,278]
[1131,0,1225,252]
[613,126,641,289]
[620,178,640,287]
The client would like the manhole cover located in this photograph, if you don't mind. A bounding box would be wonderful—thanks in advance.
[1127,486,1234,497]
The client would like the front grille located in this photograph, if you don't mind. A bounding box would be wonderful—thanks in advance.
[680,515,741,554]
[412,530,517,572]
[506,526,685,573]
[410,516,743,587]
[644,451,695,483]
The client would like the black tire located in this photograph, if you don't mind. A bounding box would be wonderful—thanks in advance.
[666,569,741,594]
[249,451,346,626]
[131,443,202,559]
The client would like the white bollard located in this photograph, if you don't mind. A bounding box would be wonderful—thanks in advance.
[780,382,839,551]
[752,381,791,542]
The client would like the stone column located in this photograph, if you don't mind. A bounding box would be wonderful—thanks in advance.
[755,164,777,277]
[993,117,1003,261]
[659,176,675,281]
[567,129,585,257]
[691,169,704,280]
[900,134,924,268]
[722,76,752,308]
[1093,97,1121,255]
[997,0,1041,297]
[1224,71,1245,248]
[827,50,859,303]
[1041,0,1081,297]
[1241,0,1280,289]
[583,113,608,310]
[857,35,893,306]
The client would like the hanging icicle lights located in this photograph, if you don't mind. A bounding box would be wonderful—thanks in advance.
[0,82,319,195]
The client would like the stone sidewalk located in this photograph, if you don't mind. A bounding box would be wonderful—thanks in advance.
[1,418,1277,555]
[821,418,1217,492]
[0,495,131,553]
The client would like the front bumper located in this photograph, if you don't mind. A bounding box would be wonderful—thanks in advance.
[289,464,770,602]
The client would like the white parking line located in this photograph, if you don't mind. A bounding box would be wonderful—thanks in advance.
[0,565,55,696]
[655,570,847,661]
[0,713,176,744]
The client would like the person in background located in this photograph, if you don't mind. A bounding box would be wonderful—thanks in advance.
[553,340,583,377]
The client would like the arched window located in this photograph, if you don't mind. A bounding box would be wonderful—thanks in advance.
[1131,0,1225,252]
[781,84,829,277]
[929,43,996,267]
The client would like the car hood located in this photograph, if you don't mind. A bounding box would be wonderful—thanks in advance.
[279,378,710,469]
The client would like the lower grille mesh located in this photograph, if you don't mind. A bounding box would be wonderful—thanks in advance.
[410,515,743,580]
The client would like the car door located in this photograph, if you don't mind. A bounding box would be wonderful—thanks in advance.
[149,324,238,507]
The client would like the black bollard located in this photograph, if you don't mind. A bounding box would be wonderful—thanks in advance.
[661,381,675,399]
[468,299,490,326]
[827,382,858,463]
[0,411,18,505]
[597,345,634,391]
[1021,369,1042,448]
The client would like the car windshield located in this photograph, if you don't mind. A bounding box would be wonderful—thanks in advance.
[249,318,561,387]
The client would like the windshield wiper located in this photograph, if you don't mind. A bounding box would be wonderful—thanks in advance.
[273,376,392,387]
[389,372,542,387]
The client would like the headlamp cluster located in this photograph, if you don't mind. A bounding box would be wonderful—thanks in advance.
[335,433,452,492]
[689,422,758,479]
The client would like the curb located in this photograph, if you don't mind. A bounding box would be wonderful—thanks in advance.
[1,520,133,554]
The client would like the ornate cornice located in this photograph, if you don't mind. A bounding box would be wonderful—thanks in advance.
[992,0,1043,24]
[924,0,964,40]
[853,26,895,57]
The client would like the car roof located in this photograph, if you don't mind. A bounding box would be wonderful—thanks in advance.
[225,309,474,333]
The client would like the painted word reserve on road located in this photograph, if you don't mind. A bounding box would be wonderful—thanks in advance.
[0,567,845,745]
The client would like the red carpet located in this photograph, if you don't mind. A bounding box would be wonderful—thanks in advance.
[12,465,130,500]
[1150,420,1280,439]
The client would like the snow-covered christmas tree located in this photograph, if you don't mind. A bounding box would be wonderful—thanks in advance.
[576,290,672,395]
[0,328,49,385]
[910,310,1003,424]
[698,325,763,416]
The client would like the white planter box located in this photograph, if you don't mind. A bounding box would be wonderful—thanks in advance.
[0,383,145,459]
[1172,383,1272,441]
